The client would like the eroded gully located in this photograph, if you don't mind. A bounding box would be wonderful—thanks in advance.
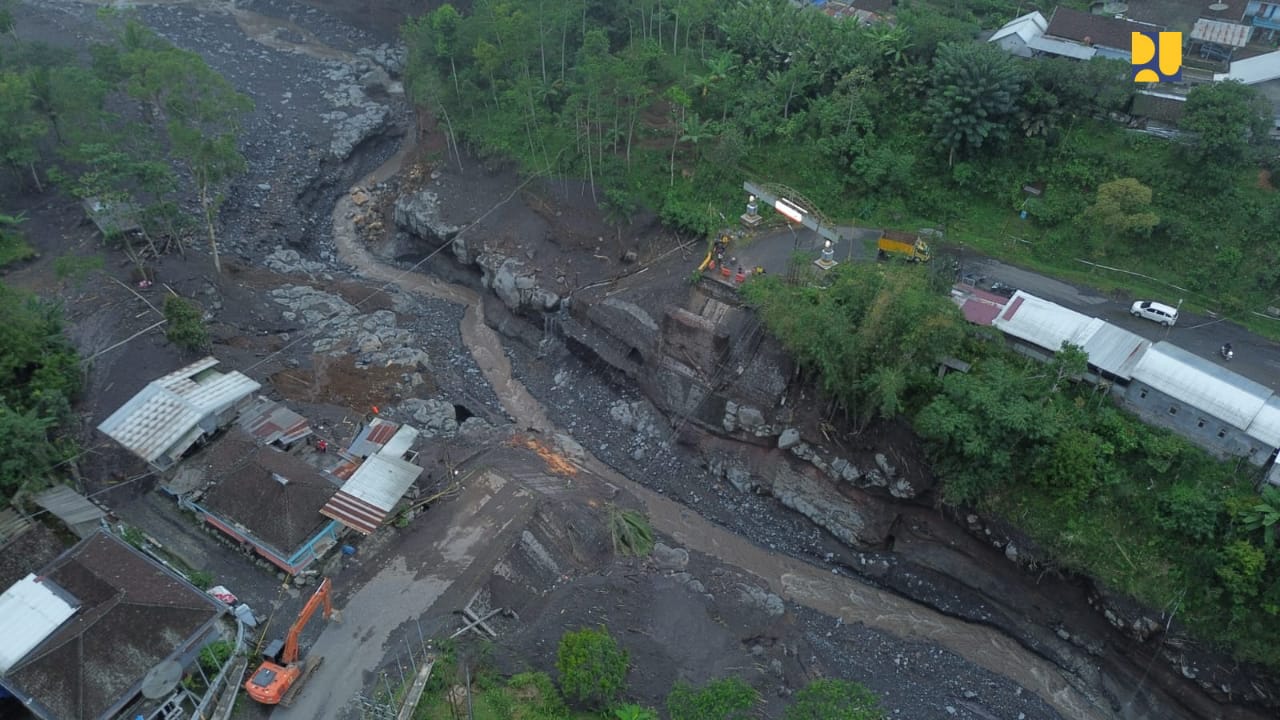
[105,3,1103,716]
[325,130,1109,720]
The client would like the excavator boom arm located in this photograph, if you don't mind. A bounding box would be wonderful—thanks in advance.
[280,578,333,664]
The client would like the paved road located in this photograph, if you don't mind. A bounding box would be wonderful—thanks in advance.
[271,472,534,720]
[721,224,1280,393]
[960,253,1280,393]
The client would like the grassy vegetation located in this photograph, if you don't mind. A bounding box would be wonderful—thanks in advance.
[410,631,885,719]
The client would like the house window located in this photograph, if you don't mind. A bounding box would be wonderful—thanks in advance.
[1139,389,1148,399]
[1197,418,1206,429]
[1168,406,1178,415]
[1218,429,1228,439]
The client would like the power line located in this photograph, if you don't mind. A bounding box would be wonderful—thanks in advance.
[243,151,564,376]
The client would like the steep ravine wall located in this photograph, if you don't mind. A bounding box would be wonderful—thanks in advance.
[388,200,1278,720]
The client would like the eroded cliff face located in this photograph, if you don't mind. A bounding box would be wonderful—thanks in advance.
[387,174,1278,720]
[571,275,1280,720]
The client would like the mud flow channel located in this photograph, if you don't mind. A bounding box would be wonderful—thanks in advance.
[324,87,1107,720]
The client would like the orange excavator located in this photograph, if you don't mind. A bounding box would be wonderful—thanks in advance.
[244,577,336,706]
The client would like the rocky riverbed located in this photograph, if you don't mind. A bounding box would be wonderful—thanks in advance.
[14,2,1277,720]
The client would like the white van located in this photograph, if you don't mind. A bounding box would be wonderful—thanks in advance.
[1130,300,1178,327]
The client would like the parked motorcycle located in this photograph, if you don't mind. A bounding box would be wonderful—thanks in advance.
[1222,343,1234,361]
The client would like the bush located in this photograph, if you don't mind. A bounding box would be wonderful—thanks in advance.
[506,672,569,720]
[614,704,659,720]
[784,679,884,720]
[666,677,758,720]
[556,627,629,709]
[164,295,209,351]
[198,640,233,675]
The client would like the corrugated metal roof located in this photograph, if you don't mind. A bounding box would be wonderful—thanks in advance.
[347,418,400,458]
[993,291,1094,352]
[32,486,106,539]
[97,357,261,464]
[98,385,207,463]
[991,11,1048,43]
[1132,342,1272,430]
[319,492,384,535]
[1191,18,1253,47]
[0,574,78,673]
[238,398,313,446]
[1028,35,1099,60]
[0,507,33,547]
[1078,319,1151,380]
[1216,49,1280,83]
[1247,396,1280,448]
[320,453,423,535]
[380,425,419,459]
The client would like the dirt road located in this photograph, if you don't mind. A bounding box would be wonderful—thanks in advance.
[327,121,1110,720]
[272,472,535,720]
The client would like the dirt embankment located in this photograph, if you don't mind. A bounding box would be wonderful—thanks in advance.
[13,2,1273,719]
[375,131,1279,720]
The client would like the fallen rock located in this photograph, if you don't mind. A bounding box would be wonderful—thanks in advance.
[737,583,785,617]
[653,543,690,571]
[875,452,896,478]
[480,254,561,313]
[394,189,461,246]
[778,428,801,450]
[737,406,765,430]
[265,247,327,276]
[403,398,459,438]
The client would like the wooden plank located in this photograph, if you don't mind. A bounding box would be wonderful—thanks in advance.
[449,608,502,640]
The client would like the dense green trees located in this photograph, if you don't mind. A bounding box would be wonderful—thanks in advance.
[1180,80,1274,170]
[927,42,1023,165]
[0,283,81,506]
[0,12,250,272]
[742,262,965,428]
[402,0,1279,315]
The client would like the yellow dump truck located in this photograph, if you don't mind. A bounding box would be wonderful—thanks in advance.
[877,230,931,262]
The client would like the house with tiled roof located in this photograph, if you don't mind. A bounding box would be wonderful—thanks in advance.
[180,426,342,575]
[0,532,226,720]
[1043,6,1164,61]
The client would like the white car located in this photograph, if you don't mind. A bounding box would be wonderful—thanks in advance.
[1130,300,1178,327]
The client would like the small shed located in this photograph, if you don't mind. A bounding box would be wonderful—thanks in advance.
[237,397,313,448]
[989,11,1049,58]
[81,197,141,238]
[31,486,106,539]
[1131,91,1188,125]
[321,424,424,535]
[1190,18,1253,49]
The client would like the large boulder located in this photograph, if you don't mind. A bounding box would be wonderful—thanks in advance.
[403,398,459,437]
[394,189,461,247]
[479,254,561,313]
